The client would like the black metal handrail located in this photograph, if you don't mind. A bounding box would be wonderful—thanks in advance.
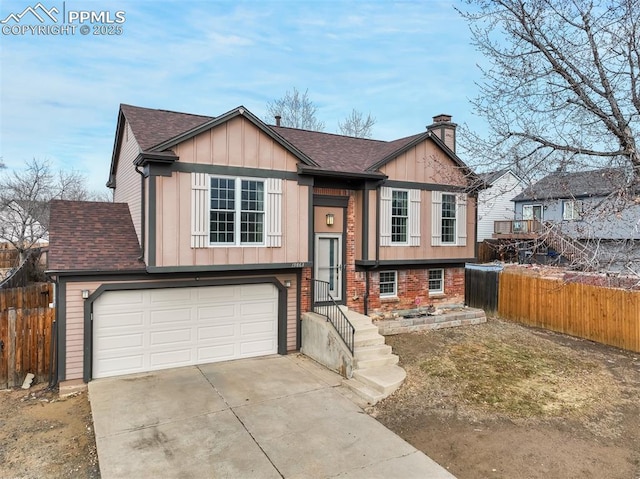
[312,279,355,354]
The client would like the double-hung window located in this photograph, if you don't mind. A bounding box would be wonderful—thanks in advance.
[431,191,467,246]
[380,187,421,246]
[210,177,264,245]
[428,269,444,294]
[379,271,397,297]
[441,194,457,244]
[391,190,408,244]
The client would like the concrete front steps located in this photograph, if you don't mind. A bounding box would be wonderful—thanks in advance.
[340,308,406,406]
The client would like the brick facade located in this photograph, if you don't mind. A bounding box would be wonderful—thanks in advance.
[367,267,465,314]
[306,187,466,316]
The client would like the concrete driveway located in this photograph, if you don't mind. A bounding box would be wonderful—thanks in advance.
[89,354,455,479]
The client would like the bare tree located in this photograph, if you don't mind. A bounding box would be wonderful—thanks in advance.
[459,0,640,188]
[266,87,325,131]
[338,109,376,138]
[0,158,104,261]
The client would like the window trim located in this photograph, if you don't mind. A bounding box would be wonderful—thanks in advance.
[440,193,457,245]
[562,200,582,221]
[209,175,266,247]
[379,270,398,298]
[391,189,409,245]
[428,269,444,295]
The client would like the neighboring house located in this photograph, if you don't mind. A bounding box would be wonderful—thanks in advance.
[512,168,640,240]
[507,168,640,270]
[476,169,524,242]
[47,105,479,386]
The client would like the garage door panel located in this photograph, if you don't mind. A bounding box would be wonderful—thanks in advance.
[198,344,237,361]
[150,328,192,346]
[98,354,144,376]
[196,285,236,301]
[150,308,192,325]
[96,333,144,351]
[197,304,236,321]
[198,324,235,340]
[93,284,279,379]
[240,320,275,336]
[149,287,192,303]
[239,283,274,298]
[240,339,276,356]
[97,311,144,329]
[96,290,144,307]
[240,301,276,317]
[150,349,193,368]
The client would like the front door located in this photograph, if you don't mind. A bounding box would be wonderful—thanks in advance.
[315,234,343,302]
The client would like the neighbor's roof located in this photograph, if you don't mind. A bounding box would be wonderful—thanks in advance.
[48,200,145,272]
[513,168,627,202]
[117,103,474,177]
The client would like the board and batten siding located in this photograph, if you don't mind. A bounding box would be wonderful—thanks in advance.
[63,274,300,381]
[477,172,523,241]
[172,116,301,171]
[378,139,468,186]
[156,174,309,267]
[377,190,476,262]
[113,122,143,243]
[155,116,309,268]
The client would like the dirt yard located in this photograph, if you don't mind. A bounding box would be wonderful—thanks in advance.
[371,318,640,479]
[2,318,639,479]
[0,384,99,479]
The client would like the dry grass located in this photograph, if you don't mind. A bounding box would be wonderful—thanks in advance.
[419,336,601,417]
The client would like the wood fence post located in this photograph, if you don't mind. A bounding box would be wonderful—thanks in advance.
[8,307,16,388]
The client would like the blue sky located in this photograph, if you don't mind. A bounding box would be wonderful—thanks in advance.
[0,0,486,193]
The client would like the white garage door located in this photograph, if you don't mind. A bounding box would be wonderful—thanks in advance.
[93,283,278,378]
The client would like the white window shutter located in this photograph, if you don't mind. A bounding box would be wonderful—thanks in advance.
[266,178,283,247]
[409,189,421,246]
[431,191,442,246]
[380,187,392,246]
[457,193,467,246]
[191,172,208,248]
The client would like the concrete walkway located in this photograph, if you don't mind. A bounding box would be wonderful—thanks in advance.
[89,354,455,479]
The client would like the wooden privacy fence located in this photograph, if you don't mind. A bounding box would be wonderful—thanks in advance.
[0,283,55,389]
[498,271,640,353]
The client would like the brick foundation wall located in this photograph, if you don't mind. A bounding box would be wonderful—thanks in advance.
[367,267,465,314]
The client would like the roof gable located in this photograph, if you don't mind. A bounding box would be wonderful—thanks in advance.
[48,200,145,272]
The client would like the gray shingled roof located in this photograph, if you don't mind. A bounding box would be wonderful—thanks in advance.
[513,168,626,201]
[272,126,424,173]
[120,104,213,151]
[118,104,469,176]
[48,200,145,272]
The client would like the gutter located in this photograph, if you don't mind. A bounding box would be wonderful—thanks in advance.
[135,165,145,261]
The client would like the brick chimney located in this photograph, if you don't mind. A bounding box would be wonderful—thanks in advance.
[426,114,457,152]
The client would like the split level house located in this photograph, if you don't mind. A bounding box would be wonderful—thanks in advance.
[47,104,479,387]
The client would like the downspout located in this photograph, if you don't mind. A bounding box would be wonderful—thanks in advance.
[47,279,58,389]
[135,166,145,261]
